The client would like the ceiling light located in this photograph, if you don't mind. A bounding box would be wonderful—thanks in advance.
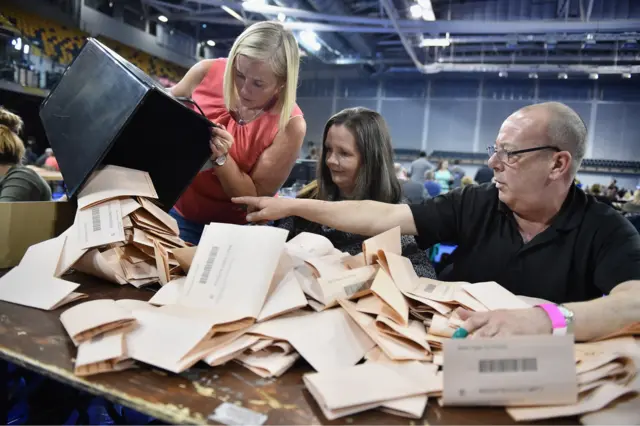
[170,29,174,35]
[221,5,244,22]
[409,4,422,19]
[528,72,538,79]
[158,15,168,22]
[622,73,632,79]
[206,40,216,47]
[422,9,435,20]
[558,72,568,79]
[109,1,113,7]
[14,38,22,51]
[589,73,598,80]
[420,38,450,47]
[202,24,207,28]
[300,30,321,52]
[499,71,508,78]
[23,44,29,54]
[417,0,431,7]
[277,12,286,22]
[243,0,267,5]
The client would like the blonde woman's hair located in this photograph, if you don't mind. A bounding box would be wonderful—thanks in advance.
[223,21,300,131]
[0,107,25,165]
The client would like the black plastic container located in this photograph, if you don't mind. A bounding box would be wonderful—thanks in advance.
[40,38,212,210]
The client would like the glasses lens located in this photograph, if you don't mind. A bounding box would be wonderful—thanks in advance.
[487,146,496,158]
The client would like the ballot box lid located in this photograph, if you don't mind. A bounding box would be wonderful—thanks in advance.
[40,38,212,210]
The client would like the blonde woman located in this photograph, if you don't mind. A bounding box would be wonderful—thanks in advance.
[170,21,306,244]
[0,108,51,202]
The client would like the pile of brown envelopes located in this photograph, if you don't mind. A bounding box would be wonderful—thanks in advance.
[1,182,639,422]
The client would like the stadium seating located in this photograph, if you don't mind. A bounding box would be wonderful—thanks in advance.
[1,6,186,84]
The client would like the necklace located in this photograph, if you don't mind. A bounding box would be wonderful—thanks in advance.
[232,96,278,126]
[233,107,265,126]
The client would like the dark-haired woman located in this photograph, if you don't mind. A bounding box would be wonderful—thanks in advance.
[276,107,435,278]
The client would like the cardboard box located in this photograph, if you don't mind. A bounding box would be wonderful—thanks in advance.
[0,201,75,268]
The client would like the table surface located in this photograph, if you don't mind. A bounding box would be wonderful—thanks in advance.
[26,165,63,181]
[0,271,579,425]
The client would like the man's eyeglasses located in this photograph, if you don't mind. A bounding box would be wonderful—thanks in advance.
[487,145,560,164]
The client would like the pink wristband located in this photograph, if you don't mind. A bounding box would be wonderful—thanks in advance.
[536,303,567,336]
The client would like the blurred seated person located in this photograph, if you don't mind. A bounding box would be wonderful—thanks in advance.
[23,137,38,165]
[591,183,614,207]
[44,151,59,171]
[423,170,441,198]
[35,147,53,167]
[450,159,465,189]
[474,163,494,184]
[395,163,427,204]
[622,190,640,215]
[276,107,435,278]
[0,108,52,202]
[434,160,453,192]
[460,175,475,188]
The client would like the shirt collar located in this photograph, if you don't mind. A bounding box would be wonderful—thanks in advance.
[498,184,585,231]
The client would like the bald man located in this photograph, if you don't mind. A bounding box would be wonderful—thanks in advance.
[235,102,640,341]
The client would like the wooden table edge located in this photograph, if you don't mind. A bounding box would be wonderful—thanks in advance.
[0,345,208,425]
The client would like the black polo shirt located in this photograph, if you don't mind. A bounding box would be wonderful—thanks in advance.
[409,183,640,304]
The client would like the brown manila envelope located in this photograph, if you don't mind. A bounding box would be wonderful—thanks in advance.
[356,294,385,316]
[575,337,640,363]
[235,350,300,378]
[125,307,216,373]
[75,199,125,249]
[369,268,409,326]
[73,248,128,285]
[0,236,85,310]
[303,362,429,420]
[56,227,89,277]
[77,165,158,210]
[60,299,136,345]
[250,308,375,372]
[136,197,180,236]
[153,240,170,285]
[427,313,457,338]
[375,316,432,356]
[178,223,287,330]
[148,277,186,306]
[172,246,196,273]
[591,323,640,342]
[369,359,441,419]
[443,335,577,407]
[339,299,431,361]
[461,281,531,310]
[74,333,135,376]
[204,334,262,367]
[362,227,402,267]
[257,270,308,322]
[506,382,636,422]
[377,251,454,316]
[120,197,141,217]
[580,368,640,425]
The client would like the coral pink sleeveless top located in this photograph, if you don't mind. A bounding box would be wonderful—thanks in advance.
[174,58,303,225]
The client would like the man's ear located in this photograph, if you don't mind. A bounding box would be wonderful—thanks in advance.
[549,151,572,180]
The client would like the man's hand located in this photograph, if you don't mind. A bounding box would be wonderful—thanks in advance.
[455,307,553,338]
[232,196,295,222]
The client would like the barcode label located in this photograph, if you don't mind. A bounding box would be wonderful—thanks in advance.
[344,280,372,297]
[423,283,436,293]
[478,358,538,373]
[199,247,219,284]
[92,208,101,232]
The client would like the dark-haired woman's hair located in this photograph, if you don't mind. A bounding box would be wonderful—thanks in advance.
[316,107,401,203]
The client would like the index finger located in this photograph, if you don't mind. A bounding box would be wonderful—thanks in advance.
[460,311,490,334]
[232,196,260,206]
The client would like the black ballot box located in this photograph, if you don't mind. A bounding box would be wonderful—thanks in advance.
[40,37,212,210]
